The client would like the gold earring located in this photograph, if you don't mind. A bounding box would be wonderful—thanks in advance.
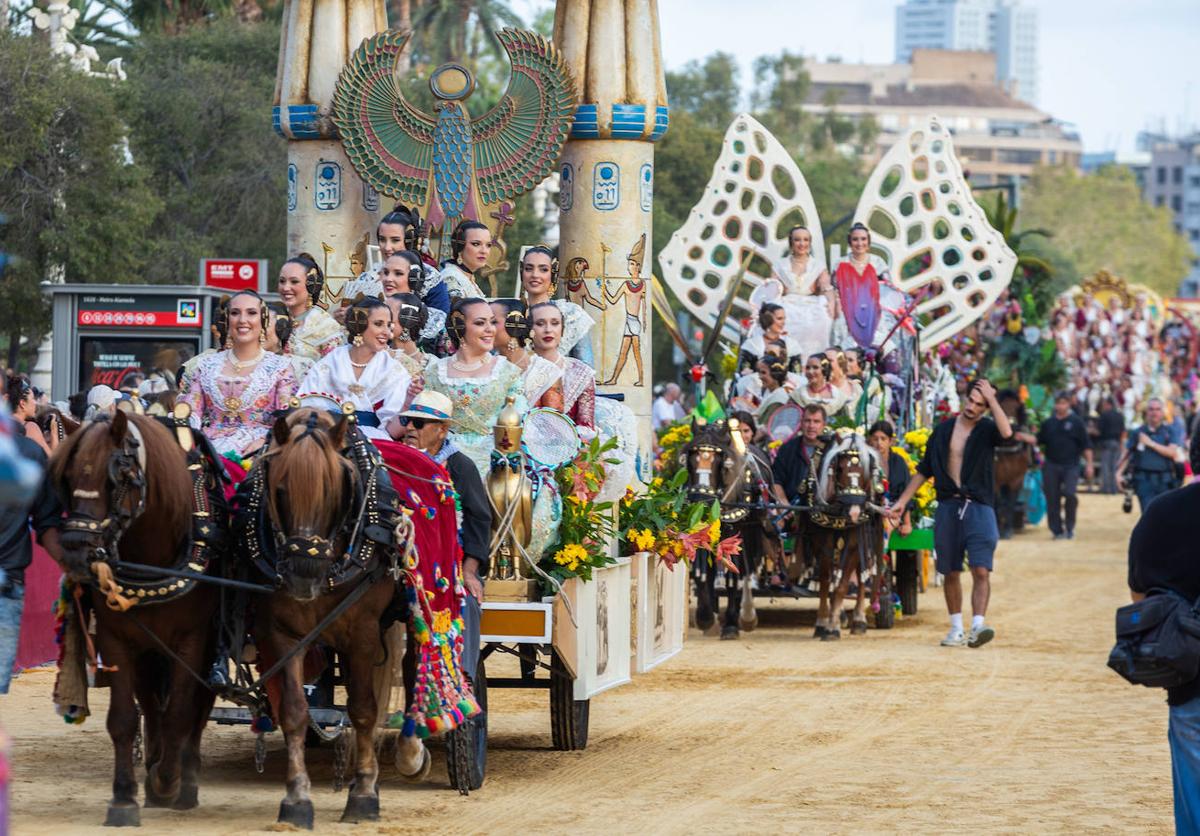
[259,329,267,346]
[506,337,518,352]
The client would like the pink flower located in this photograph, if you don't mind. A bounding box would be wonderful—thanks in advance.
[714,534,743,573]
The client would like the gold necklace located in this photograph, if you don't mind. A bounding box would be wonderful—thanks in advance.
[451,354,488,372]
[228,349,264,371]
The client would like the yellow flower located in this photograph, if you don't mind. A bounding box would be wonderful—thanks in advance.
[631,528,656,551]
[554,543,588,568]
[651,477,663,488]
[707,522,720,548]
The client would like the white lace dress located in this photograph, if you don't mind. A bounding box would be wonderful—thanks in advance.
[746,257,833,361]
[297,346,412,441]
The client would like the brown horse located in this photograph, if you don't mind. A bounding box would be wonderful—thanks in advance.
[804,433,885,640]
[49,410,220,826]
[238,407,409,828]
[994,393,1031,539]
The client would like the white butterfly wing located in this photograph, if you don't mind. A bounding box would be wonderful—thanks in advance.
[855,116,1016,347]
[658,114,824,343]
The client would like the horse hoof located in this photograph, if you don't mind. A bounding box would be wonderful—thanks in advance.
[397,744,432,783]
[104,803,141,827]
[739,617,758,632]
[142,773,177,809]
[851,620,869,636]
[720,625,740,640]
[813,625,828,639]
[278,799,315,830]
[695,610,715,631]
[172,784,199,811]
[340,794,380,823]
[821,629,841,641]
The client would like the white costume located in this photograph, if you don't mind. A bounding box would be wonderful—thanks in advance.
[440,262,485,300]
[746,256,833,362]
[517,354,564,407]
[551,299,595,363]
[340,263,448,344]
[298,346,412,441]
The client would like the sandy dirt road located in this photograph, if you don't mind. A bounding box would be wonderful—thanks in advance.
[3,494,1176,833]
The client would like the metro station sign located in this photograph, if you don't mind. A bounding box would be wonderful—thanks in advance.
[200,258,268,293]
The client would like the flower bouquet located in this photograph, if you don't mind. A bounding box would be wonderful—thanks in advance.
[618,469,742,571]
[540,435,619,585]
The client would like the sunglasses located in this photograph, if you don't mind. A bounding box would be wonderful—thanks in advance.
[398,416,437,429]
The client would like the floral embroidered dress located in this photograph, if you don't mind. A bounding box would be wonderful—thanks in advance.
[517,354,564,409]
[390,347,429,381]
[339,264,449,341]
[831,254,907,351]
[557,356,596,430]
[423,355,562,560]
[283,305,344,380]
[439,262,485,301]
[179,350,298,460]
[298,346,411,441]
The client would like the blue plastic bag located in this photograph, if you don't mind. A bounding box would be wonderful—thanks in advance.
[1022,469,1046,526]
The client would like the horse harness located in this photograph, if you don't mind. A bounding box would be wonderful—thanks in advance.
[235,423,401,592]
[803,439,881,531]
[61,411,224,611]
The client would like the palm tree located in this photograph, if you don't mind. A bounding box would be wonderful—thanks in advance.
[408,0,521,69]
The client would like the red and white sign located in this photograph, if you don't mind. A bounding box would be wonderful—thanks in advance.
[200,258,267,292]
[76,295,202,329]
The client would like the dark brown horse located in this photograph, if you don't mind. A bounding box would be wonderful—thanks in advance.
[994,393,1031,539]
[49,410,221,826]
[238,407,409,828]
[683,418,778,640]
[804,432,885,640]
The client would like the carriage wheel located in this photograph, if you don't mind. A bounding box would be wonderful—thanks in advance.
[549,650,589,751]
[896,551,920,615]
[874,564,896,630]
[445,659,487,792]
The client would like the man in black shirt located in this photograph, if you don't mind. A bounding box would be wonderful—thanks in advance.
[1037,393,1094,540]
[888,379,1031,649]
[1127,483,1200,832]
[0,421,63,694]
[1116,398,1180,513]
[771,404,828,508]
[1093,397,1125,494]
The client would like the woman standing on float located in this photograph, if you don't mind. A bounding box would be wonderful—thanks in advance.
[341,205,450,314]
[831,222,906,353]
[491,298,564,410]
[297,298,411,441]
[740,303,801,376]
[520,246,595,365]
[752,225,834,361]
[376,251,448,348]
[440,221,492,301]
[277,253,344,379]
[178,290,298,464]
[529,301,595,431]
[386,292,433,379]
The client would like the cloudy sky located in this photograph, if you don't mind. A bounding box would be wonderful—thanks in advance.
[519,0,1200,153]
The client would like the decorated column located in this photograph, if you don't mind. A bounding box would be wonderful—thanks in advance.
[553,0,668,479]
[275,0,387,302]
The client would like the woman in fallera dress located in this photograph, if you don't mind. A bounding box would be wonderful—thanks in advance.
[178,290,298,467]
[752,225,834,362]
[520,246,595,365]
[277,253,344,379]
[297,298,411,442]
[831,222,906,352]
[439,220,492,301]
[529,301,594,431]
[490,298,564,410]
[791,352,853,419]
[340,204,451,314]
[385,292,432,380]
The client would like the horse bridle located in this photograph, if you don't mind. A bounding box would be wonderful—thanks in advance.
[60,423,148,567]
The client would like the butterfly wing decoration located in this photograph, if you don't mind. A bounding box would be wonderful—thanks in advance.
[658,114,824,344]
[333,30,437,206]
[854,116,1016,347]
[471,28,577,207]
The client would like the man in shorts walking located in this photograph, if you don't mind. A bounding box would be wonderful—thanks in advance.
[888,379,1031,647]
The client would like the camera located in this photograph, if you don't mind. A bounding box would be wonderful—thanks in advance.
[1119,475,1134,513]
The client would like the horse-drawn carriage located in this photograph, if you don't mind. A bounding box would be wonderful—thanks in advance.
[679,415,907,641]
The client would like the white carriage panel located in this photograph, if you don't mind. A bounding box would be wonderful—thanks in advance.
[554,559,632,699]
[633,552,687,673]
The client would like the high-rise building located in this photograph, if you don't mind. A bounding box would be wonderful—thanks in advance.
[895,0,1038,104]
[1143,134,1200,295]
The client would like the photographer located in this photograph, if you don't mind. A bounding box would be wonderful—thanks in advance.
[1127,481,1200,831]
[1116,398,1181,513]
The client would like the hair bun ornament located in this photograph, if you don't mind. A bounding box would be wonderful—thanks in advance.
[346,305,370,337]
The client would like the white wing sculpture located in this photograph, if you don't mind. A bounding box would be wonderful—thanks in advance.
[659,114,1015,349]
[658,114,824,343]
[855,117,1016,347]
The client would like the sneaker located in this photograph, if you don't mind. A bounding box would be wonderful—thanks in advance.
[940,629,967,647]
[1066,531,1075,540]
[968,624,995,648]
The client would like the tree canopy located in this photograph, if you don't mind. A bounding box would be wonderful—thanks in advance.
[1019,165,1193,296]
